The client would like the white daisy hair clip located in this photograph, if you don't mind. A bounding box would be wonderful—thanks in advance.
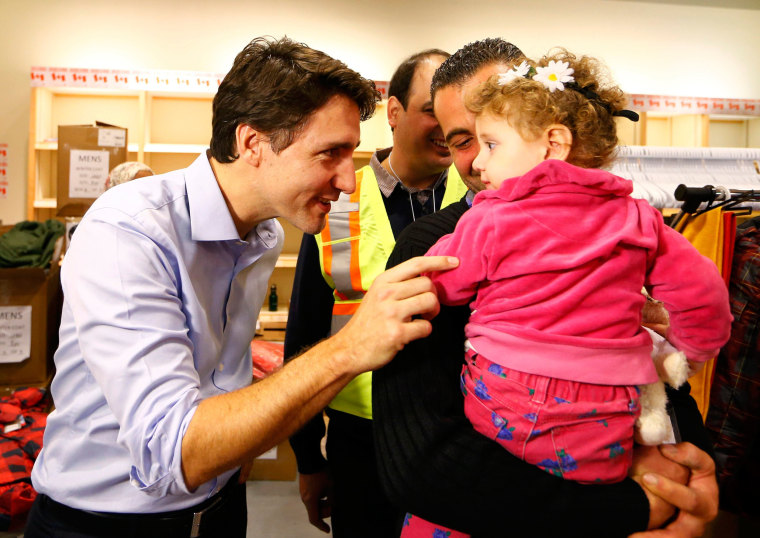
[534,60,575,92]
[496,58,639,121]
[498,59,574,92]
[497,60,533,86]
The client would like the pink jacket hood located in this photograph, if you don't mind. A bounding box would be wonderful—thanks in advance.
[489,159,633,203]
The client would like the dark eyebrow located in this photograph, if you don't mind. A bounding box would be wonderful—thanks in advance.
[445,128,472,145]
[325,140,361,151]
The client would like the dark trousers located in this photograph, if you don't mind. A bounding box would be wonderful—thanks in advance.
[25,476,247,538]
[326,409,403,538]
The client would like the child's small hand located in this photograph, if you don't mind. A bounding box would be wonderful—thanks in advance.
[643,322,669,339]
[642,296,669,338]
[687,360,704,376]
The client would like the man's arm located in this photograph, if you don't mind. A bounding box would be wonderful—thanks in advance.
[182,255,458,491]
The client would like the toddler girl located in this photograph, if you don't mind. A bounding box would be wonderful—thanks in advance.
[425,49,732,485]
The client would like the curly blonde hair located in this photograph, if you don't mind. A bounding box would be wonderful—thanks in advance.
[465,48,628,169]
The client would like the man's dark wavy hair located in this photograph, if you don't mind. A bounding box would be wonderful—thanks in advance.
[430,38,525,99]
[210,36,380,161]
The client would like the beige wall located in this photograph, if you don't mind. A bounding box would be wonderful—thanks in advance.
[2,0,759,224]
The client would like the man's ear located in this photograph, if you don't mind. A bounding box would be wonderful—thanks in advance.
[387,96,403,131]
[544,124,572,161]
[236,124,267,167]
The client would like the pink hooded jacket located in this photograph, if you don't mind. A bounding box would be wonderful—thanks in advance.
[426,159,732,385]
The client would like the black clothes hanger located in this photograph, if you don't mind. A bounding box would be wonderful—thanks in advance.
[669,184,760,231]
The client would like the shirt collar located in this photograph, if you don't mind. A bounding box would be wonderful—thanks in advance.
[184,152,244,242]
[371,147,397,198]
[371,147,448,199]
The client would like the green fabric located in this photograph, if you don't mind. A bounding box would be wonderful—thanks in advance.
[0,219,64,268]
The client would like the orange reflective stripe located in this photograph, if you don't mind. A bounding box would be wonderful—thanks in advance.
[344,170,363,292]
[321,218,333,278]
[333,302,360,316]
[348,209,362,291]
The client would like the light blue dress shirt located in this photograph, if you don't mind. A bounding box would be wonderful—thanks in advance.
[32,153,283,512]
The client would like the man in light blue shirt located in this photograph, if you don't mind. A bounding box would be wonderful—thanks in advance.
[27,37,458,538]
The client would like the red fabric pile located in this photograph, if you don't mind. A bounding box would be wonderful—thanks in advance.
[0,387,49,531]
[251,340,284,379]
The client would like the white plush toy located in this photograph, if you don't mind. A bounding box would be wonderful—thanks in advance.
[635,327,691,445]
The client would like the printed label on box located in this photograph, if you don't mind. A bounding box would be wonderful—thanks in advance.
[0,306,32,363]
[98,128,126,148]
[69,149,109,198]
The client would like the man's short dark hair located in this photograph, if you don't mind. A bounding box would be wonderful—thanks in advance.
[210,36,380,162]
[430,38,525,99]
[388,49,450,109]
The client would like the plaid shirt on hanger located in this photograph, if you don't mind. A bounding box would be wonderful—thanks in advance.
[705,216,760,517]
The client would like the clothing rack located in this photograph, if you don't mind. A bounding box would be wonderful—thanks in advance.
[611,146,760,209]
[669,184,760,230]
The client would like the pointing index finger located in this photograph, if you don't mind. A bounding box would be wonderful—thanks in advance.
[382,255,459,283]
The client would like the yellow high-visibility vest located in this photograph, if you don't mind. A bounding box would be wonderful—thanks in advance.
[316,163,467,419]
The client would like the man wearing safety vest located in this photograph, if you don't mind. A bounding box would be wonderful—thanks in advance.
[286,49,468,537]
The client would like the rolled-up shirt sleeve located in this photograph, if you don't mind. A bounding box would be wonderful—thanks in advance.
[65,210,204,496]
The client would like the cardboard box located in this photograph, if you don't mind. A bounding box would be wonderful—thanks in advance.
[248,440,298,481]
[0,263,62,386]
[57,122,127,216]
[0,226,63,386]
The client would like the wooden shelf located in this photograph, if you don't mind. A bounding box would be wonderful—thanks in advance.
[35,141,139,152]
[259,308,289,324]
[34,142,57,151]
[33,198,57,209]
[275,254,297,268]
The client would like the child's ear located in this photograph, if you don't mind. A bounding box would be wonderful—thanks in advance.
[543,124,572,161]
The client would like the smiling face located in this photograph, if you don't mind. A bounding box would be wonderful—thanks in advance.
[390,56,452,177]
[472,112,547,190]
[259,94,361,234]
[433,63,511,193]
